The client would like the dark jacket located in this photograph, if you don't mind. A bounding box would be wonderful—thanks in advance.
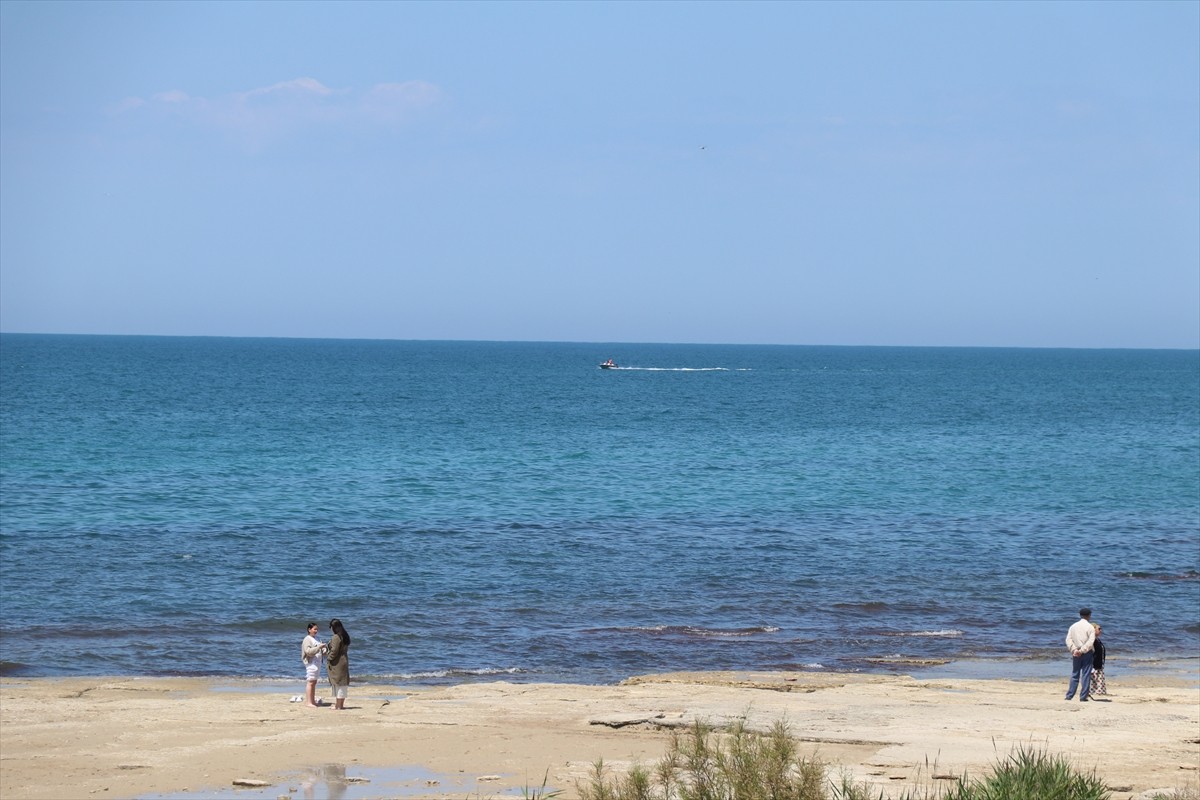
[326,633,350,685]
[1092,638,1105,671]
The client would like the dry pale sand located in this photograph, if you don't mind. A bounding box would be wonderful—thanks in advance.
[1,669,1198,800]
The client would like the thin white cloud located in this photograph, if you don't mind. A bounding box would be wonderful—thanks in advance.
[113,77,443,147]
[154,89,191,104]
[239,77,336,101]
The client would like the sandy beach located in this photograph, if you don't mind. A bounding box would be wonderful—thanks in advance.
[2,668,1197,800]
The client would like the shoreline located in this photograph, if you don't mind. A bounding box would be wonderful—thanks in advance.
[2,667,1198,800]
[5,652,1197,685]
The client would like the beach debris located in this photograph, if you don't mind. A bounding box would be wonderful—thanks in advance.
[346,776,370,783]
[426,779,440,786]
[796,735,894,746]
[588,712,682,729]
[232,779,271,787]
[477,775,502,781]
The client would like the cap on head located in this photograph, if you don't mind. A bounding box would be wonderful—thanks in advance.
[1080,608,1092,618]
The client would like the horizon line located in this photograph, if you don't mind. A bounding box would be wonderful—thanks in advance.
[2,330,1197,352]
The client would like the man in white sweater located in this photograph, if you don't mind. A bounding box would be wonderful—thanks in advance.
[1064,607,1096,701]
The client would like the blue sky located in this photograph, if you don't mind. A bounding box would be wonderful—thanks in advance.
[2,1,1197,347]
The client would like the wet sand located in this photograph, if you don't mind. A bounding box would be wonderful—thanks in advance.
[1,668,1197,799]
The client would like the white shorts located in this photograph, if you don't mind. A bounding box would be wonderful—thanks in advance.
[329,680,348,699]
[305,663,319,682]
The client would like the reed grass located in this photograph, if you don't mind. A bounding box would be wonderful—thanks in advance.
[577,719,882,800]
[1147,789,1200,800]
[522,768,566,800]
[575,721,1128,800]
[943,746,1109,800]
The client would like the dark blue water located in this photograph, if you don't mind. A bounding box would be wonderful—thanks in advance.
[1,334,1197,683]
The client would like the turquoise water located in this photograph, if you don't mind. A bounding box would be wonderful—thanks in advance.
[1,334,1197,682]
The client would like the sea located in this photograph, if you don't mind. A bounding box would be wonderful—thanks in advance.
[1,334,1197,685]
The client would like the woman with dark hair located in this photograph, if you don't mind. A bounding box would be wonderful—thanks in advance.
[326,618,351,710]
[1088,623,1108,699]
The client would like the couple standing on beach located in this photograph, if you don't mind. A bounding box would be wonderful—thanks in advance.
[1065,607,1108,701]
[301,619,351,710]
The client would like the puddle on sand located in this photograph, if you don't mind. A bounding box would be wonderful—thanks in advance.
[139,763,549,800]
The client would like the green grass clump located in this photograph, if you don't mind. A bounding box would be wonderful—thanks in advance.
[577,719,880,800]
[577,721,1124,800]
[946,747,1110,800]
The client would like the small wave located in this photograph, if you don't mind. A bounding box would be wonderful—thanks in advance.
[1118,569,1200,581]
[768,661,827,671]
[600,625,780,638]
[375,667,528,681]
[883,629,965,639]
[832,601,890,611]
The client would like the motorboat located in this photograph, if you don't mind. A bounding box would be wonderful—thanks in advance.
[599,359,618,369]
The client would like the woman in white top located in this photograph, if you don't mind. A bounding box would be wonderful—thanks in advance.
[301,621,327,708]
